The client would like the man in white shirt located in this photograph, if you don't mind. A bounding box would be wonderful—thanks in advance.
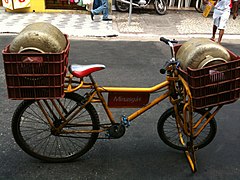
[211,0,238,43]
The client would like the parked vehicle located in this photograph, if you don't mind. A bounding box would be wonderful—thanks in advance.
[115,0,167,15]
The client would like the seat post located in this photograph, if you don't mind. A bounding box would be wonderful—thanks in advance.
[89,74,97,87]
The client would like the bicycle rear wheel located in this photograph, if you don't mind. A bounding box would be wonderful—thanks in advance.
[157,107,217,151]
[12,93,100,162]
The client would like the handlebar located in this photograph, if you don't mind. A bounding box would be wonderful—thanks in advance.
[160,37,178,45]
[160,37,179,74]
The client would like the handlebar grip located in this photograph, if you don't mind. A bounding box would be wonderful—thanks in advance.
[160,37,179,44]
[160,37,170,44]
[160,61,170,74]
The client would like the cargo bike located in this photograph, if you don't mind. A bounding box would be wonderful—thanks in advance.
[2,35,240,173]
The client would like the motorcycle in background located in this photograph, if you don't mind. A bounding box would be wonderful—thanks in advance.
[115,0,167,15]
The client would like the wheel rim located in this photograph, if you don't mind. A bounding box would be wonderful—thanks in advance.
[154,0,166,14]
[13,95,99,162]
[115,0,129,12]
[164,112,212,148]
[158,108,216,150]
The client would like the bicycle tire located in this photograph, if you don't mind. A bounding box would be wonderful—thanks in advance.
[154,0,167,15]
[157,107,217,151]
[12,93,100,162]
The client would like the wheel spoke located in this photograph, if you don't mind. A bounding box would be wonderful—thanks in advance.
[12,93,100,162]
[158,107,217,151]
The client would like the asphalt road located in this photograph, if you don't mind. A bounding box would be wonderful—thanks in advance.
[0,36,240,179]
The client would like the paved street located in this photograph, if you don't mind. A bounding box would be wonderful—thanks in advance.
[0,36,240,179]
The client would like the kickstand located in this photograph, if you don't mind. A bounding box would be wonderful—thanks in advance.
[185,141,197,173]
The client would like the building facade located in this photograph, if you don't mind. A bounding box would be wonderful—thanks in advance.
[1,0,93,13]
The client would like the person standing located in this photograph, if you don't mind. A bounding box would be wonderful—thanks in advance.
[211,0,238,43]
[90,0,112,21]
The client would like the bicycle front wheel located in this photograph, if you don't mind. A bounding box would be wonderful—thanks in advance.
[157,107,217,151]
[12,93,100,162]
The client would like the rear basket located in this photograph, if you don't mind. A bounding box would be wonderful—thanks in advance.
[2,35,70,100]
[176,45,240,110]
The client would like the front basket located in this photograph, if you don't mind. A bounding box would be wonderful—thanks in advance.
[175,44,240,109]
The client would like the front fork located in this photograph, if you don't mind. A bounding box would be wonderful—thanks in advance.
[169,74,197,172]
[172,101,197,172]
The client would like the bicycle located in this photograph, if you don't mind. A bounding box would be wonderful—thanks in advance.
[3,37,240,173]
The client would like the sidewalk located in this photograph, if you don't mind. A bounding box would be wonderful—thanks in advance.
[0,7,118,37]
[114,9,240,41]
[0,7,240,40]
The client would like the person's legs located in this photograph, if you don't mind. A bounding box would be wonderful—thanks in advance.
[92,2,104,16]
[101,0,109,20]
[211,25,217,41]
[217,29,224,44]
[91,0,111,20]
[211,12,220,41]
[232,0,239,19]
[217,11,230,43]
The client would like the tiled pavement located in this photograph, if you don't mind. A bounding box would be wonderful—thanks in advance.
[0,8,118,37]
[113,10,240,40]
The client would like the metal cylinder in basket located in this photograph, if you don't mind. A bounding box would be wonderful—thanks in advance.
[2,22,70,100]
[174,38,240,110]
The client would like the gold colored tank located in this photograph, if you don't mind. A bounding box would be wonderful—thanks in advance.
[9,22,67,53]
[176,38,230,70]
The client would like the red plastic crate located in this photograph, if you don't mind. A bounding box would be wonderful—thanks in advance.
[175,44,240,110]
[2,35,70,100]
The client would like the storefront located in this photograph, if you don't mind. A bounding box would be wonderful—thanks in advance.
[45,0,85,10]
[2,0,196,13]
[1,0,89,13]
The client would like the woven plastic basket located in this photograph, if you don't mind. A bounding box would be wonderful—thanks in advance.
[175,44,240,109]
[2,35,70,100]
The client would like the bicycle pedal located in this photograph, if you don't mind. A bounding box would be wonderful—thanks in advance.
[121,115,130,127]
